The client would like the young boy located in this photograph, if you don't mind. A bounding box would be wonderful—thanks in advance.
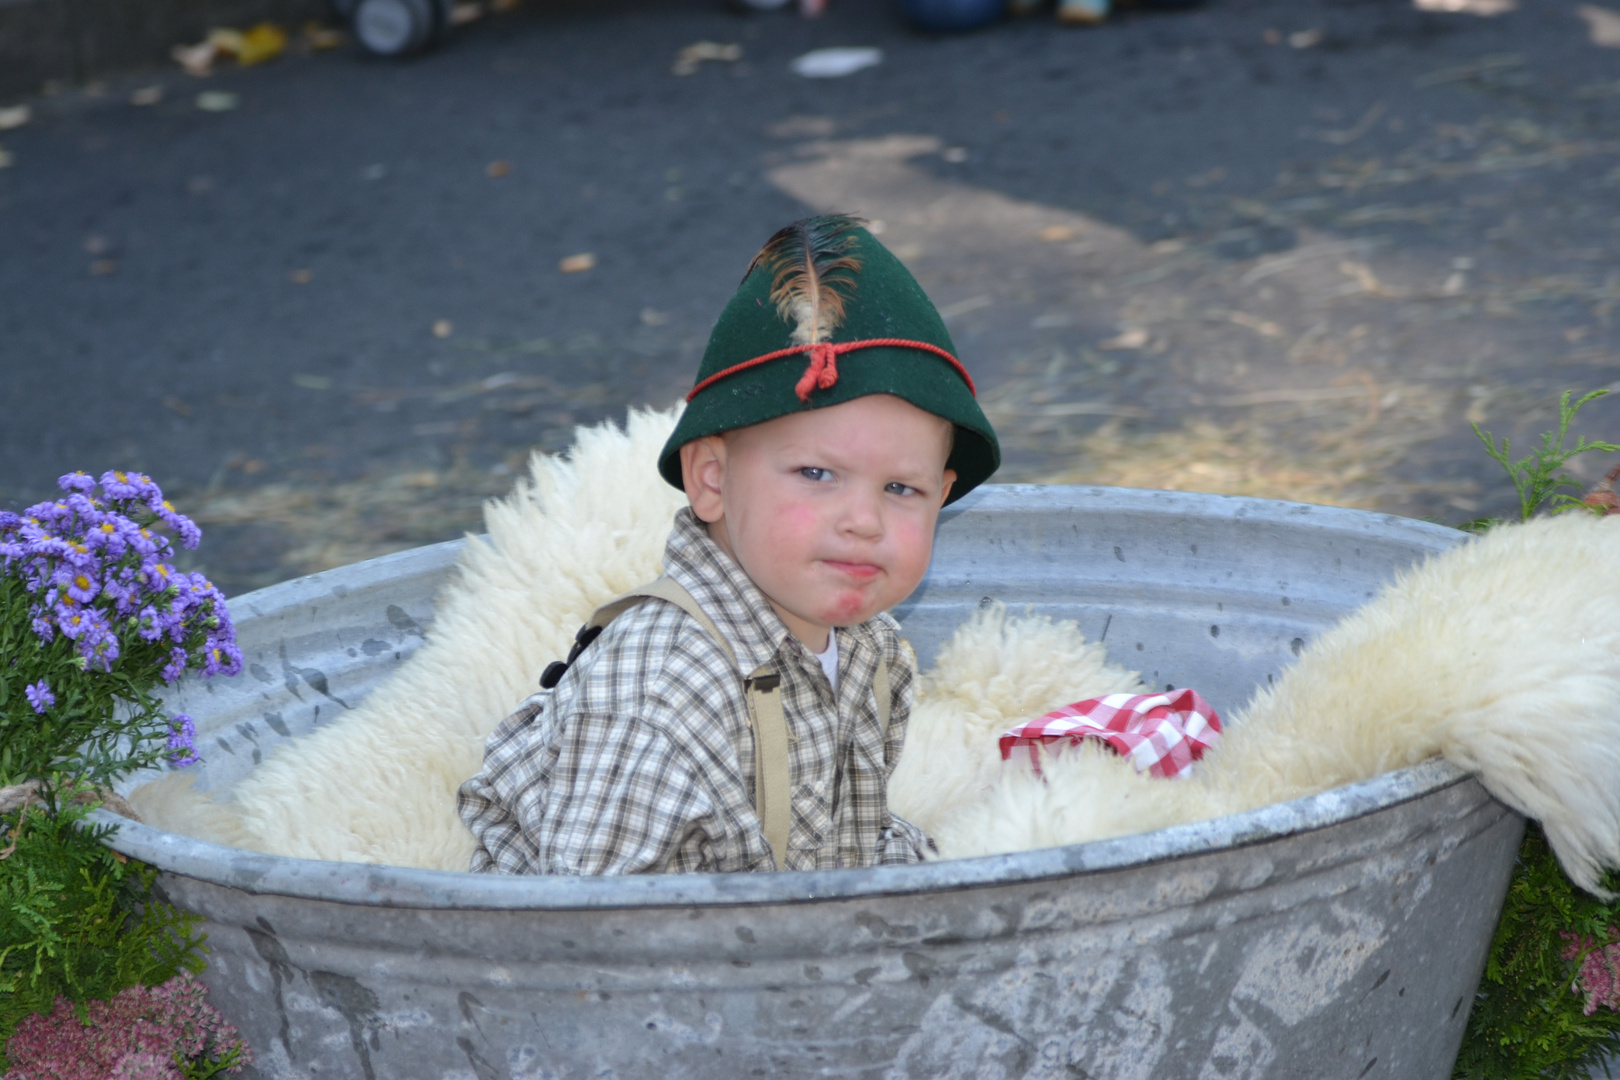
[457,214,1000,874]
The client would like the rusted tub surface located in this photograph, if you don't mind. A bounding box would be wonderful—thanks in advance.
[107,485,1522,1080]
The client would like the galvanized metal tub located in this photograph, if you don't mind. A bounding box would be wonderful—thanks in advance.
[107,485,1522,1080]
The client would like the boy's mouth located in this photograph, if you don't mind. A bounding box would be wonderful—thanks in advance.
[822,559,881,581]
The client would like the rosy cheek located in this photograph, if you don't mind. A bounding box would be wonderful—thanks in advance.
[782,504,819,532]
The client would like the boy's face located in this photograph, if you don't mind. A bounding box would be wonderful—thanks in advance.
[680,394,957,651]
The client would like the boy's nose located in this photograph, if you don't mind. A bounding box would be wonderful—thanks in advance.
[837,488,884,539]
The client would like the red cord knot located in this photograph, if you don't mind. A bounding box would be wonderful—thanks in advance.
[794,343,841,402]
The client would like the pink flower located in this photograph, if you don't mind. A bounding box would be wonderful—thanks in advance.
[5,974,251,1080]
[109,1051,184,1079]
[1561,929,1620,1016]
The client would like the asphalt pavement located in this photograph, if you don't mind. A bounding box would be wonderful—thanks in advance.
[2,0,1619,595]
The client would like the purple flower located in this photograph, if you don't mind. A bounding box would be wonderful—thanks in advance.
[167,714,199,768]
[57,470,97,493]
[161,645,190,684]
[24,680,55,713]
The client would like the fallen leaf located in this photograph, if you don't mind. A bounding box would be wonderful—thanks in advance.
[84,235,109,255]
[0,105,30,131]
[1230,311,1284,338]
[130,85,164,105]
[486,160,511,178]
[672,41,742,76]
[90,259,118,276]
[1039,224,1076,242]
[207,27,247,54]
[1579,4,1620,46]
[1414,0,1515,12]
[304,22,345,49]
[432,319,453,338]
[237,23,288,65]
[172,41,218,76]
[195,90,239,112]
[790,47,882,79]
[449,2,484,25]
[1289,27,1324,47]
[1056,0,1107,24]
[290,268,312,284]
[559,252,596,273]
[641,307,670,326]
[1100,328,1150,350]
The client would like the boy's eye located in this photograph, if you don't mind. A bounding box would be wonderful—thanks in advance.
[885,482,920,497]
[799,467,832,482]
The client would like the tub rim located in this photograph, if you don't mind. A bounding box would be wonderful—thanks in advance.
[101,758,1478,910]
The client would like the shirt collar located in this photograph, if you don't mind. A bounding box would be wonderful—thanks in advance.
[663,507,798,677]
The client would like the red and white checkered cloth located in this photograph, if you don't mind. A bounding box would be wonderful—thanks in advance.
[998,689,1223,780]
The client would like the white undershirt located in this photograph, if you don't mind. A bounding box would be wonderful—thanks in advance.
[815,630,839,693]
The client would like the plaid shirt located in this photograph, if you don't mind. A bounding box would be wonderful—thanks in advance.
[458,508,930,875]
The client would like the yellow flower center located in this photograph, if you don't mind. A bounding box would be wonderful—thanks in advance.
[74,575,90,591]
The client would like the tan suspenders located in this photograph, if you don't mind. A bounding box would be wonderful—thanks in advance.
[585,576,889,871]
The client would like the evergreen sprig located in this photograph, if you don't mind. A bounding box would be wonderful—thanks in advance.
[1470,389,1619,527]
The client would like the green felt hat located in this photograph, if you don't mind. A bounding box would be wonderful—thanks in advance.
[659,215,999,504]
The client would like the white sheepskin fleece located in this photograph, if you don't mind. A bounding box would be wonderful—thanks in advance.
[931,512,1620,897]
[134,406,689,870]
[134,407,1620,898]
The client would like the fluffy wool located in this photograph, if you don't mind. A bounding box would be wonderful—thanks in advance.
[930,512,1620,897]
[133,409,1620,899]
[887,604,1142,838]
[133,407,689,870]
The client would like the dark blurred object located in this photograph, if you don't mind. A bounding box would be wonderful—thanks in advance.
[898,0,1006,32]
[333,0,448,55]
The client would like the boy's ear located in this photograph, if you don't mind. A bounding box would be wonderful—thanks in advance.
[680,436,728,524]
[939,468,957,508]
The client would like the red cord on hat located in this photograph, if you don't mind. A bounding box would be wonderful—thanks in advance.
[794,343,840,401]
[686,337,976,404]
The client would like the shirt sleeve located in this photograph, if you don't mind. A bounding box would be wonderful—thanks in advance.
[877,812,933,864]
[459,696,547,874]
[538,709,722,875]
